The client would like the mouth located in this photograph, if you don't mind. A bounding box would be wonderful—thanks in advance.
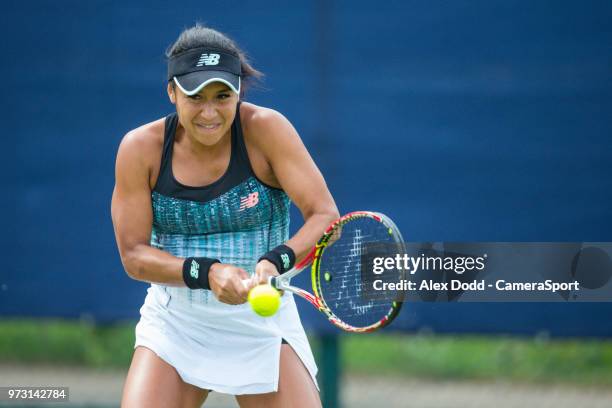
[195,123,222,131]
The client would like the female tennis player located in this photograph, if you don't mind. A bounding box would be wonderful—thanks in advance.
[111,24,338,407]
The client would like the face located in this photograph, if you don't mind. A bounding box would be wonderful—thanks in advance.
[167,81,239,147]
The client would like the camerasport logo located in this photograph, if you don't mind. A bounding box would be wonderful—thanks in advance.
[239,192,259,211]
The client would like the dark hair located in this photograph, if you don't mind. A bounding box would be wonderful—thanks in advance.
[166,24,263,95]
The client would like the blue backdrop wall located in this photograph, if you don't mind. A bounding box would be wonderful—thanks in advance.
[2,0,611,337]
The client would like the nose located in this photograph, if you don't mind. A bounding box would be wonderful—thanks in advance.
[199,102,217,120]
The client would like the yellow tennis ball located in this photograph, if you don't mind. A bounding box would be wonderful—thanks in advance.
[248,284,281,317]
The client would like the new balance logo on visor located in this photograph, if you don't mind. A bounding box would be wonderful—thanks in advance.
[239,192,259,211]
[190,260,200,279]
[196,53,220,66]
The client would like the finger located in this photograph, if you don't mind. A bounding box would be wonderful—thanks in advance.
[232,279,250,301]
[252,271,263,286]
[263,268,280,285]
[217,295,233,305]
[254,264,265,283]
[254,266,272,285]
[250,264,267,286]
[216,283,243,305]
[247,276,259,291]
[232,292,248,304]
[236,268,250,280]
[240,277,257,294]
[222,294,242,305]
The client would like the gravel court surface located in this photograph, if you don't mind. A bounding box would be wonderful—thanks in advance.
[1,365,611,407]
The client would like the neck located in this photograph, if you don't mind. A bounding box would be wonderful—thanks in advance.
[177,125,232,158]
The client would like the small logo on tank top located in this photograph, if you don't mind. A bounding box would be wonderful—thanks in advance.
[196,53,220,66]
[239,192,259,211]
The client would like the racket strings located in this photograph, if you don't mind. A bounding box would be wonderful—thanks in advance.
[318,217,402,328]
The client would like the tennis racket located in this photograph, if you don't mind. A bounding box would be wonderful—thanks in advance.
[260,211,405,333]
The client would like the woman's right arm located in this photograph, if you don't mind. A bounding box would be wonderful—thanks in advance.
[111,129,251,303]
[111,130,185,285]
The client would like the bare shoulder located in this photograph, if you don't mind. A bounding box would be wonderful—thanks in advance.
[118,117,165,161]
[240,102,300,155]
[239,102,307,187]
[240,101,288,127]
[116,117,166,187]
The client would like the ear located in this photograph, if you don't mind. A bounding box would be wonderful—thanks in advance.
[167,82,176,104]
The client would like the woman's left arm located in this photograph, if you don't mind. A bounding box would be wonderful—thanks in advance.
[247,108,340,283]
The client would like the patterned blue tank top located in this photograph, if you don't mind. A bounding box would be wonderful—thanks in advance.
[150,103,291,305]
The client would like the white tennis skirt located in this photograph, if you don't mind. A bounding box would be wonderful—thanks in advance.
[134,285,318,395]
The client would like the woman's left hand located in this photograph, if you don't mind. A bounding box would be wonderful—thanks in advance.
[252,259,280,286]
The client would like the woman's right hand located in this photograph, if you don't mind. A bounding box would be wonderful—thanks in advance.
[208,263,253,305]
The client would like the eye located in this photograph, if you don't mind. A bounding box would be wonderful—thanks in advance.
[217,93,231,100]
[188,94,202,100]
